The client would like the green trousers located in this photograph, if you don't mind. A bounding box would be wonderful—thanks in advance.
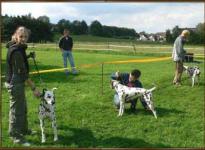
[9,83,28,138]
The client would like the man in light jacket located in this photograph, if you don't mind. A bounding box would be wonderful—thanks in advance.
[172,30,190,86]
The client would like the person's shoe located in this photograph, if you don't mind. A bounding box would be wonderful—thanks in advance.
[72,69,79,75]
[12,137,31,147]
[65,71,70,76]
[175,82,182,86]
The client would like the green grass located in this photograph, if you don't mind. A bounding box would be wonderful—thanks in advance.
[1,45,204,148]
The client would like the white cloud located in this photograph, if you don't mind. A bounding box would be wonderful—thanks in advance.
[2,2,204,33]
[2,2,80,20]
[102,3,204,33]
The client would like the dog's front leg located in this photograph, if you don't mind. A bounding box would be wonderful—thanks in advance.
[192,75,195,87]
[119,100,124,117]
[51,116,58,142]
[121,101,125,116]
[39,119,46,143]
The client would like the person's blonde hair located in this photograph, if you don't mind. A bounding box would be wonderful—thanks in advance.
[181,30,190,37]
[11,26,30,43]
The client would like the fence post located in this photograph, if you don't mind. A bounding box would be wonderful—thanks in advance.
[101,63,104,95]
[132,42,136,54]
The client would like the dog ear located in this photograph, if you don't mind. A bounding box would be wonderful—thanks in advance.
[40,88,46,98]
[43,88,47,94]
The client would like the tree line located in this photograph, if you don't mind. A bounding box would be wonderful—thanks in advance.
[2,14,138,43]
[1,14,204,44]
[165,23,204,44]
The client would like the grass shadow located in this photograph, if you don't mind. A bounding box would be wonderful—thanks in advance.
[52,125,170,148]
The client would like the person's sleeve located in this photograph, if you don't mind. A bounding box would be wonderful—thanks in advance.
[71,37,73,49]
[59,37,63,49]
[11,51,28,79]
[111,73,118,80]
[176,38,184,57]
[119,73,129,84]
[139,82,143,88]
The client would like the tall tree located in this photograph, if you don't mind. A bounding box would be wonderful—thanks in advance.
[165,29,173,43]
[196,23,205,44]
[37,16,50,23]
[172,25,181,40]
[81,20,88,34]
[71,20,82,35]
[90,20,103,36]
[57,19,71,34]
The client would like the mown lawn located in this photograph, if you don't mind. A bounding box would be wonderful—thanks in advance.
[1,47,204,148]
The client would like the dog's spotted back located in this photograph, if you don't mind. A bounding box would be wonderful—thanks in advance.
[39,88,58,143]
[183,65,200,87]
[111,80,157,118]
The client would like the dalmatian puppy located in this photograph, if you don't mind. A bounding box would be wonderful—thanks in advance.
[111,80,157,118]
[183,65,200,87]
[39,88,58,143]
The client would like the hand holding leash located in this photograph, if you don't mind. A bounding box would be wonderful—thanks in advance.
[27,51,36,59]
[33,88,41,98]
[4,82,13,93]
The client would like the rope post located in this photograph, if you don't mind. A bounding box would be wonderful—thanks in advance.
[132,42,136,55]
[101,63,104,95]
[32,42,35,49]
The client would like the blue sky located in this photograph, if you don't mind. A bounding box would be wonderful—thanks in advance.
[2,2,204,33]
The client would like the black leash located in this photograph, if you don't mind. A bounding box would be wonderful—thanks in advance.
[31,53,44,86]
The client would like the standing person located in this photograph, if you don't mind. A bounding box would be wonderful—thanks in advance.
[172,30,190,86]
[5,26,41,146]
[59,29,78,75]
[111,69,148,111]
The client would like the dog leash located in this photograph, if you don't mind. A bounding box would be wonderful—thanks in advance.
[31,54,45,87]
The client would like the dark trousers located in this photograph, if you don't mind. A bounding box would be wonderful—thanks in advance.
[130,98,148,110]
[9,83,28,139]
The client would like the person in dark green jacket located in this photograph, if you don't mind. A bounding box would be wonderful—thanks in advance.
[5,26,41,146]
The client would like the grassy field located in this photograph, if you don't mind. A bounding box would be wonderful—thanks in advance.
[1,42,204,148]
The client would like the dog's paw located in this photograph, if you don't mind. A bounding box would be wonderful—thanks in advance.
[41,139,46,143]
[54,137,58,142]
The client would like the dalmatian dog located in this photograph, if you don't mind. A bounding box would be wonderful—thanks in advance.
[39,88,58,143]
[111,80,157,118]
[183,65,200,87]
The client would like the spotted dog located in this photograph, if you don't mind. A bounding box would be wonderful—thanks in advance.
[111,80,157,118]
[183,65,200,87]
[39,88,58,143]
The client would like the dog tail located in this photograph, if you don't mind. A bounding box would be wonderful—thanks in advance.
[52,87,57,92]
[147,87,156,92]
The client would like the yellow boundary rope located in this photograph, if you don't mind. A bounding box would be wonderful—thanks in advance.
[1,55,204,78]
